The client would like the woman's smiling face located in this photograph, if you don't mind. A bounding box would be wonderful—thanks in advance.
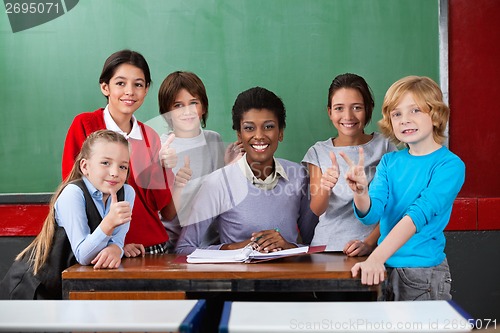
[237,108,283,175]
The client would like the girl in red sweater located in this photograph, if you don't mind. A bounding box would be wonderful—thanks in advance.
[62,50,176,256]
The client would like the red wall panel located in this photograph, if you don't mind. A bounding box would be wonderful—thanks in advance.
[448,0,500,198]
[477,198,500,230]
[0,204,48,236]
[447,198,477,231]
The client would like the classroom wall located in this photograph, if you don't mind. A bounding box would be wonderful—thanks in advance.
[0,0,439,193]
[1,0,499,321]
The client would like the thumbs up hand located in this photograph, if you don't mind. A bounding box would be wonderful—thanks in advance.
[101,190,132,235]
[174,155,192,188]
[162,156,192,221]
[320,151,340,191]
[159,133,178,169]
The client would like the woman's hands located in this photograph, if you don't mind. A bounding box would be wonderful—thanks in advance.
[220,228,295,252]
[250,228,296,252]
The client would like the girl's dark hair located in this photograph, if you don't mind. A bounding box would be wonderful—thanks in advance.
[232,87,286,131]
[99,49,152,87]
[327,73,374,126]
[158,71,209,128]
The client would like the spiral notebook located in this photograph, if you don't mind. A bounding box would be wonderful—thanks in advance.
[186,245,325,264]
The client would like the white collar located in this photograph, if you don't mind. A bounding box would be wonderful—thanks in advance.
[103,105,142,140]
[237,153,288,190]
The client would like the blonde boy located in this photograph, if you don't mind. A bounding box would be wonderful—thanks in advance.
[341,76,465,301]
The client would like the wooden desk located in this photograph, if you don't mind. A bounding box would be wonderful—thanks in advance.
[62,252,378,301]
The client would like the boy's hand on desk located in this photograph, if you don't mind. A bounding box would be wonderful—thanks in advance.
[92,244,122,269]
[351,258,385,285]
[123,243,145,257]
[251,229,295,253]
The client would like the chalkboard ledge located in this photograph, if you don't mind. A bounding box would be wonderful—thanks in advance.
[0,193,52,204]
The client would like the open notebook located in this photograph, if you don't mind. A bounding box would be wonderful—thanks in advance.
[186,246,313,264]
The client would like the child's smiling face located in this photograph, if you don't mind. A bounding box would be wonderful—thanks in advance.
[100,63,149,117]
[390,92,437,153]
[328,88,367,139]
[166,89,204,138]
[80,140,130,202]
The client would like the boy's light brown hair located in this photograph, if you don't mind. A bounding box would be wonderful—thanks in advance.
[379,76,449,145]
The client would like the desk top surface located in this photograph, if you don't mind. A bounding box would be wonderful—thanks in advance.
[63,252,364,280]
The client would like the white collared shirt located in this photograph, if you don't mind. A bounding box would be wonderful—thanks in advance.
[103,105,142,140]
[237,153,288,190]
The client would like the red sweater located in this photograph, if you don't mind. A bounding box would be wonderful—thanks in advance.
[62,108,172,247]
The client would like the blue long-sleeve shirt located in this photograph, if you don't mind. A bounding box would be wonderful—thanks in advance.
[54,177,135,265]
[355,146,465,268]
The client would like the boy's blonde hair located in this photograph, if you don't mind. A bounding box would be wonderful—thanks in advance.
[378,76,449,145]
[17,130,129,275]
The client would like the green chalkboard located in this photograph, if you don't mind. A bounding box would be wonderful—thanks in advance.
[0,0,439,193]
